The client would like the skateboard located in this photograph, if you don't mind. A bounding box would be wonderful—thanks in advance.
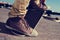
[24,8,44,29]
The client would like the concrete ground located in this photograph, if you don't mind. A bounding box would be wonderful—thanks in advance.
[0,8,60,40]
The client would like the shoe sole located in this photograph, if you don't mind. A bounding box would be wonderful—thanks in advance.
[5,25,38,37]
[5,25,26,35]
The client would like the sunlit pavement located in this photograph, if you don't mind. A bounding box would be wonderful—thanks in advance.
[0,8,60,40]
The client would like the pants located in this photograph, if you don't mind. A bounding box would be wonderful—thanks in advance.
[9,0,30,17]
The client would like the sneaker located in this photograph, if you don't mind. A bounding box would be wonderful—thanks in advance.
[43,14,48,17]
[6,17,38,37]
[43,14,51,17]
[54,20,60,23]
[54,17,60,23]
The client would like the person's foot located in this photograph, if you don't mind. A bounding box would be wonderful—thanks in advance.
[43,14,51,17]
[54,17,60,23]
[43,14,47,17]
[54,20,60,23]
[6,17,38,37]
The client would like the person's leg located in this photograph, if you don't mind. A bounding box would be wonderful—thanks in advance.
[6,0,38,37]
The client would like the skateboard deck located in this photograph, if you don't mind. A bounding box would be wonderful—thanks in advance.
[24,9,44,29]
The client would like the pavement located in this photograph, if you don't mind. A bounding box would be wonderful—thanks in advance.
[0,8,60,40]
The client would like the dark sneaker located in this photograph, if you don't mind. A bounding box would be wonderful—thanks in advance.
[6,17,38,37]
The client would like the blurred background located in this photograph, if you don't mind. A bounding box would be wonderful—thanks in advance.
[0,0,60,12]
